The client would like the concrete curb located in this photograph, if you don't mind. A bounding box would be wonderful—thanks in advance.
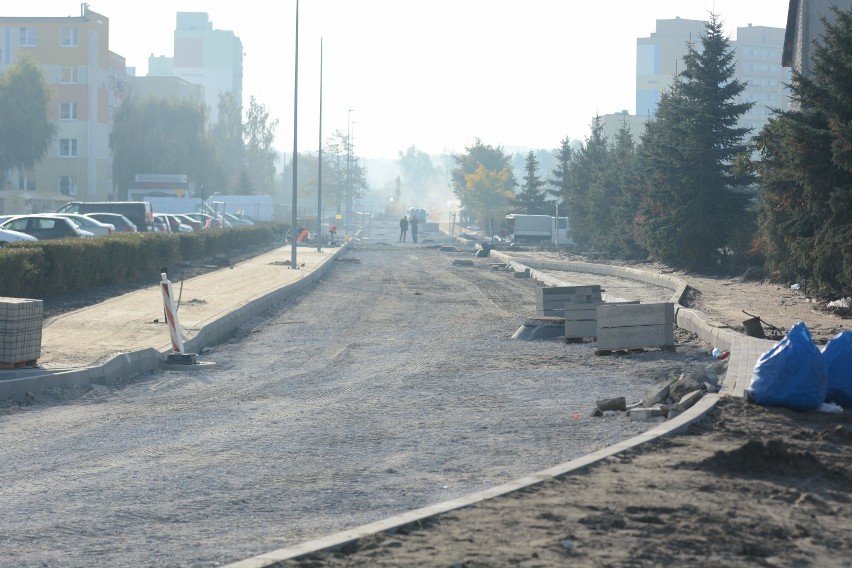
[0,245,347,401]
[488,252,776,396]
[223,251,756,567]
[223,393,719,567]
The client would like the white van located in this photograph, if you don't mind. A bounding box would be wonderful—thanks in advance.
[407,207,428,224]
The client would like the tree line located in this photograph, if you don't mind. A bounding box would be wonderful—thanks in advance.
[450,11,852,296]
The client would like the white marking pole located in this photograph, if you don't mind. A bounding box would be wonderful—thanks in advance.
[160,273,185,354]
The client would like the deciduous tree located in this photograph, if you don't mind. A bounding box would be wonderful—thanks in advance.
[0,56,56,178]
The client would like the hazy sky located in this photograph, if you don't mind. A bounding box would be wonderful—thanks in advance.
[8,1,789,159]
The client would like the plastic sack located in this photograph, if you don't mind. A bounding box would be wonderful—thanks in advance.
[823,330,852,408]
[747,321,827,411]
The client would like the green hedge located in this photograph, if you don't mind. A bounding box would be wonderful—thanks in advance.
[0,224,283,299]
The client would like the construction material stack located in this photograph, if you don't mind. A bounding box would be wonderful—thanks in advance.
[0,297,43,369]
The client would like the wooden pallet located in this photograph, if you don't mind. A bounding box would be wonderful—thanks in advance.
[0,359,38,370]
[594,346,676,356]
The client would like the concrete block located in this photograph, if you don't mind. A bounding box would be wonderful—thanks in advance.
[678,389,704,411]
[597,302,674,328]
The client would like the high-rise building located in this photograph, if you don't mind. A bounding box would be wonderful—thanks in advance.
[607,17,791,146]
[735,24,791,134]
[635,17,706,118]
[170,12,243,124]
[0,6,127,210]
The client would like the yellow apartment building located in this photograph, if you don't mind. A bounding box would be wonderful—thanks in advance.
[0,5,127,214]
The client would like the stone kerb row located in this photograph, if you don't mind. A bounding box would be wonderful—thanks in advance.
[488,252,750,393]
[0,248,346,402]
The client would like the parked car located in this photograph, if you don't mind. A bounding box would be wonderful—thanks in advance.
[224,212,254,226]
[164,214,194,233]
[85,212,138,233]
[183,212,228,228]
[152,214,171,233]
[0,228,38,245]
[0,215,94,240]
[57,201,154,232]
[173,214,203,231]
[52,213,115,237]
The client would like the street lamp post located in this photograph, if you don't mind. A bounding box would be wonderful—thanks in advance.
[290,0,300,268]
[345,109,354,235]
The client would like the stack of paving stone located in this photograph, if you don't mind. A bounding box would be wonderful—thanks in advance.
[537,285,601,318]
[0,297,43,368]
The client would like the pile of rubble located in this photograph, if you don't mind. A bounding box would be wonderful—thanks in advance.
[592,361,728,420]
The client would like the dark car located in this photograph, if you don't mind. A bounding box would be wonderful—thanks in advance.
[0,215,93,240]
[57,201,154,232]
[85,213,138,233]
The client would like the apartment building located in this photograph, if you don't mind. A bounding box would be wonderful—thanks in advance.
[0,6,126,212]
[603,17,791,146]
[635,17,706,118]
[735,24,791,133]
[149,12,243,124]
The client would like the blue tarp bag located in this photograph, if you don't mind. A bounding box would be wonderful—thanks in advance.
[823,331,852,408]
[748,321,827,411]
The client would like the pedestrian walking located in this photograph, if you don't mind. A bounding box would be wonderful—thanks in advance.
[399,216,409,242]
[410,216,419,243]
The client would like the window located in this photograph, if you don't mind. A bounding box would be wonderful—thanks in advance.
[60,66,78,83]
[59,176,78,196]
[19,27,37,47]
[60,102,78,120]
[18,176,35,191]
[60,139,78,157]
[60,28,79,47]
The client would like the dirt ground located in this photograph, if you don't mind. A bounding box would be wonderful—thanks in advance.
[13,234,851,567]
[284,396,852,567]
[276,247,852,568]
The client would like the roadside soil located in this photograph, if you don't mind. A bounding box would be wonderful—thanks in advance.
[285,395,852,568]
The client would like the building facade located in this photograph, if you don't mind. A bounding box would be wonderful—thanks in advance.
[635,17,706,118]
[0,6,125,211]
[170,12,243,124]
[782,0,852,84]
[610,17,791,146]
[734,24,791,134]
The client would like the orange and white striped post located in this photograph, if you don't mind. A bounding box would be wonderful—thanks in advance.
[160,272,185,354]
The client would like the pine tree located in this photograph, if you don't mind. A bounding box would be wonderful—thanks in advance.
[514,151,550,214]
[607,122,646,257]
[637,14,754,270]
[754,7,852,292]
[549,136,572,203]
[566,116,609,247]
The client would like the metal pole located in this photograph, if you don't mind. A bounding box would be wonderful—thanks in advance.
[346,109,354,236]
[290,0,299,268]
[555,202,559,247]
[316,38,323,252]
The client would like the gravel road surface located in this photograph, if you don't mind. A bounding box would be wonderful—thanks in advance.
[0,221,710,567]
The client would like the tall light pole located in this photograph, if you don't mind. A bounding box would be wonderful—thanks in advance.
[290,0,300,268]
[346,108,354,235]
[316,38,323,253]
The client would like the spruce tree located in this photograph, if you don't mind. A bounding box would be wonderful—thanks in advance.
[549,136,572,203]
[608,122,646,257]
[566,116,609,247]
[637,14,754,270]
[514,151,550,214]
[754,7,852,292]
